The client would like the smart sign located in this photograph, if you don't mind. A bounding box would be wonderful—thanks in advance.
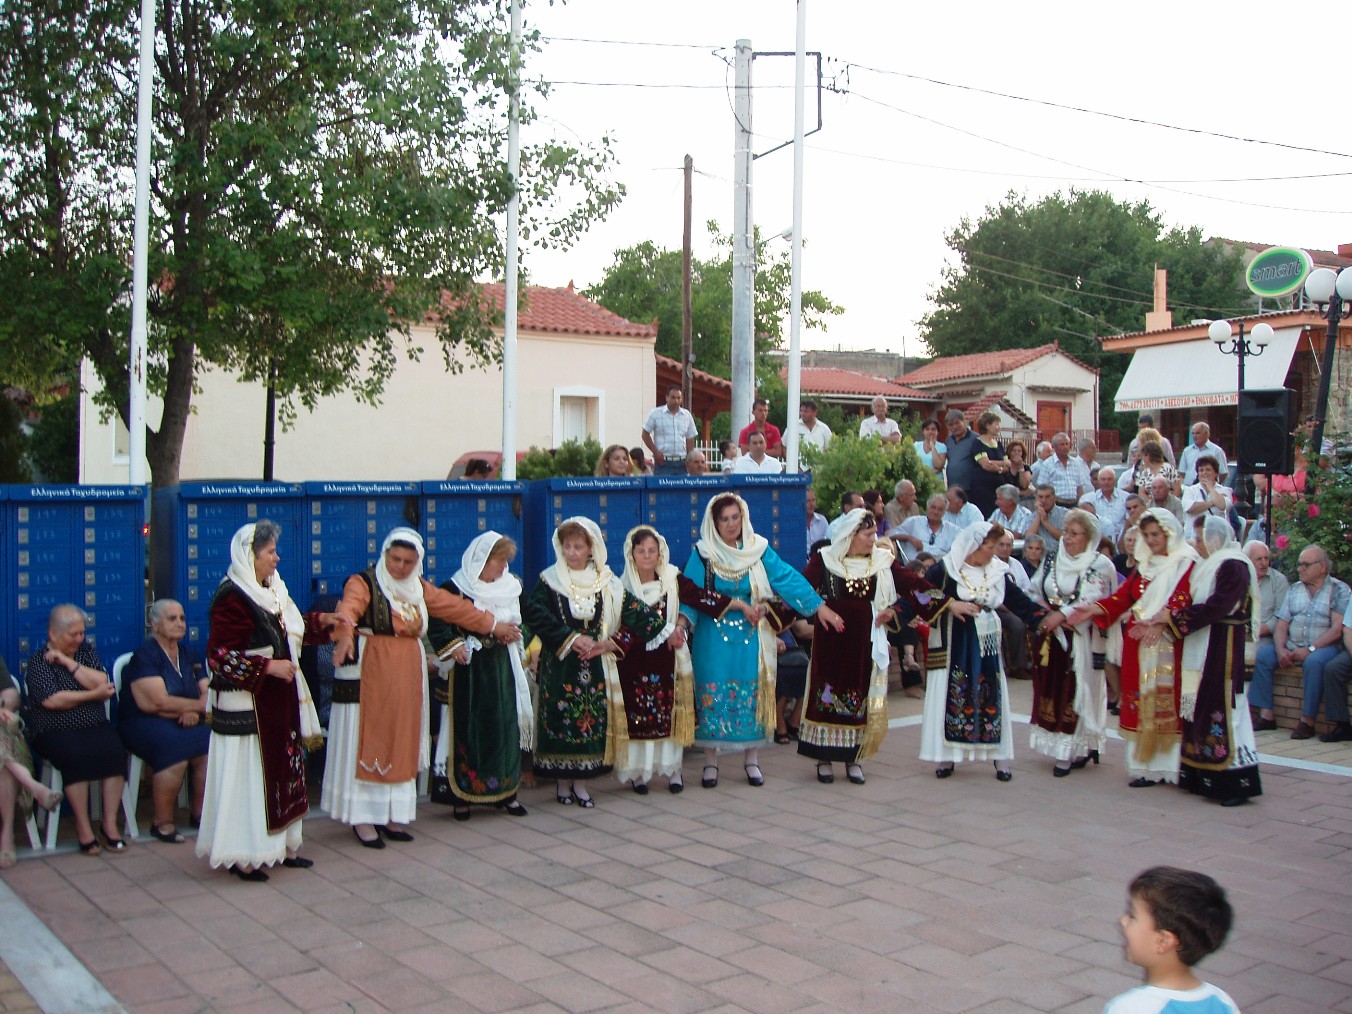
[1246,247,1312,298]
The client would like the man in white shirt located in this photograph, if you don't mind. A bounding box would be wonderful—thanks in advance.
[858,396,902,443]
[1182,455,1233,520]
[893,494,959,559]
[1029,441,1054,485]
[641,385,698,476]
[1077,438,1101,481]
[987,484,1033,537]
[1126,412,1176,466]
[806,487,828,545]
[1178,421,1230,485]
[1040,432,1091,506]
[793,399,833,463]
[731,431,784,473]
[1085,466,1128,543]
[945,486,985,530]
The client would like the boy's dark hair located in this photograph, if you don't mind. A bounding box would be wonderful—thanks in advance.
[1130,866,1232,966]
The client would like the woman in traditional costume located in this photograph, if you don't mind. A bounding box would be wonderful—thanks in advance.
[524,517,665,808]
[1027,508,1117,776]
[427,532,532,820]
[615,525,755,794]
[681,494,845,789]
[1148,516,1263,806]
[922,522,1046,781]
[800,508,945,785]
[198,521,325,881]
[1069,508,1197,788]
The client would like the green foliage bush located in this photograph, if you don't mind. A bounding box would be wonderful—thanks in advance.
[802,433,940,519]
[26,392,78,482]
[0,397,31,483]
[1269,435,1352,576]
[515,437,605,481]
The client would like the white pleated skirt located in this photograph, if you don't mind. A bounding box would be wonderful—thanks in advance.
[321,699,418,826]
[615,739,685,784]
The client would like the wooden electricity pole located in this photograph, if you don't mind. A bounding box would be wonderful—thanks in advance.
[682,154,693,406]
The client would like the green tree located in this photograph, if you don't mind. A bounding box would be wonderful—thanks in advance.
[802,434,940,522]
[919,190,1249,438]
[583,222,843,380]
[0,1,623,486]
[0,397,32,482]
[26,391,79,482]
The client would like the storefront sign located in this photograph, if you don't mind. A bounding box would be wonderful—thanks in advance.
[1246,247,1312,298]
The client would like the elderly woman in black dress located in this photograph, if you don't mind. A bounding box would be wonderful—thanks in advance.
[118,598,210,842]
[23,604,127,854]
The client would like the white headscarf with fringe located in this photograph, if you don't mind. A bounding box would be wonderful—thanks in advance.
[224,522,321,747]
[375,527,429,637]
[943,521,1007,660]
[620,525,695,747]
[1132,508,1199,622]
[1179,516,1260,721]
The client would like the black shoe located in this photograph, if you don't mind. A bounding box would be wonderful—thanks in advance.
[994,763,1012,782]
[573,792,595,809]
[1069,749,1100,770]
[629,780,649,795]
[452,807,471,822]
[1291,721,1317,740]
[668,778,684,794]
[1252,716,1278,731]
[935,765,954,779]
[556,790,575,805]
[816,763,834,784]
[1319,722,1352,743]
[773,731,791,744]
[377,825,414,842]
[744,764,764,787]
[1107,699,1120,716]
[496,800,528,817]
[150,824,186,844]
[1053,765,1071,778]
[785,724,800,741]
[102,833,128,852]
[1128,777,1160,788]
[701,765,719,788]
[229,865,269,882]
[1220,797,1249,808]
[353,826,386,849]
[281,856,314,869]
[846,764,865,785]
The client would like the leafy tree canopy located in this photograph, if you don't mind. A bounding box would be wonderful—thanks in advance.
[919,189,1249,436]
[583,221,843,381]
[0,0,623,485]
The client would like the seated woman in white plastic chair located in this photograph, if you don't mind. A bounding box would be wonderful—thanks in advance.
[23,604,127,855]
[117,599,210,843]
[0,656,64,868]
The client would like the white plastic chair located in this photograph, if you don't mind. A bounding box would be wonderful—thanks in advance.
[38,655,127,850]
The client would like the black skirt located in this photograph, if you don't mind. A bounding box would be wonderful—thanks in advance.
[32,724,127,783]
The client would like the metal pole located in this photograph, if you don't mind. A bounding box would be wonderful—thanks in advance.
[128,0,155,486]
[784,2,806,473]
[500,0,522,480]
[263,359,276,481]
[682,155,693,407]
[1309,295,1342,468]
[730,39,754,441]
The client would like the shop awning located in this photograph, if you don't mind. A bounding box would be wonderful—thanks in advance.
[1113,327,1302,413]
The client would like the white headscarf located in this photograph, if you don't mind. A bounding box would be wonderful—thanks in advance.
[223,522,320,747]
[448,531,532,750]
[943,521,1008,609]
[620,525,681,624]
[1133,508,1199,622]
[375,527,429,636]
[820,508,898,676]
[1052,509,1103,589]
[1180,516,1261,721]
[541,516,624,630]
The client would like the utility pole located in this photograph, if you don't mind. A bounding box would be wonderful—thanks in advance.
[784,2,806,474]
[682,154,693,407]
[730,39,754,439]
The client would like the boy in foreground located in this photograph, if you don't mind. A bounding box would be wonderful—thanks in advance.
[1106,866,1239,1013]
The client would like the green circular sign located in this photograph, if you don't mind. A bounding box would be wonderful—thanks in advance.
[1246,247,1312,298]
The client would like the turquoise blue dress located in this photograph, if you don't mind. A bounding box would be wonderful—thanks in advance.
[681,546,823,751]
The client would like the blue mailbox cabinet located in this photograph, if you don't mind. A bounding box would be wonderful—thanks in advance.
[641,475,728,570]
[419,481,525,587]
[523,477,643,583]
[727,473,809,570]
[303,481,421,600]
[152,482,305,647]
[6,485,147,672]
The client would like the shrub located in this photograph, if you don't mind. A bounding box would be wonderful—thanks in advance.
[515,437,605,481]
[802,433,940,519]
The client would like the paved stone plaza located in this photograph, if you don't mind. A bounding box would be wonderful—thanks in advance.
[2,684,1350,1013]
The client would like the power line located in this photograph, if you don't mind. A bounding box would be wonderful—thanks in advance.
[541,34,724,50]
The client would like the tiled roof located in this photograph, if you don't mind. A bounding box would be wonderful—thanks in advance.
[1099,307,1321,344]
[1213,238,1352,270]
[780,366,937,400]
[961,389,1036,428]
[466,282,658,339]
[899,342,1096,386]
[656,354,731,391]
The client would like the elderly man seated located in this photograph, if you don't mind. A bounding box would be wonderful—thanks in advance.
[1244,540,1288,658]
[987,483,1033,537]
[1026,484,1067,545]
[1250,544,1349,739]
[1148,475,1185,525]
[884,479,921,528]
[1084,466,1128,544]
[892,493,958,559]
[944,485,984,530]
[684,448,710,476]
[118,598,210,842]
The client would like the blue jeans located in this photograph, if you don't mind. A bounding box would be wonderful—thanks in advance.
[653,459,686,476]
[1250,641,1345,718]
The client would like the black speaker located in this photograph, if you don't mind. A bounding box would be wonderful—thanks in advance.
[1237,388,1294,474]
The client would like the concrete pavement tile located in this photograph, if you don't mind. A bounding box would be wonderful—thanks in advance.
[229,938,319,979]
[609,897,699,932]
[269,967,374,1009]
[350,965,446,1008]
[499,916,607,956]
[1054,965,1150,1007]
[773,876,866,910]
[909,919,1012,957]
[703,972,815,1014]
[723,944,826,986]
[1228,960,1352,1008]
[660,921,761,959]
[133,995,218,1014]
[97,962,191,1007]
[379,892,463,928]
[174,963,271,1007]
[67,933,157,973]
[976,943,1091,979]
[794,970,915,1011]
[682,898,771,932]
[669,843,743,867]
[390,941,494,982]
[625,879,714,909]
[267,914,358,951]
[512,969,629,1013]
[532,898,624,932]
[1245,997,1338,1014]
[611,970,723,1013]
[711,859,799,888]
[554,878,639,909]
[308,939,402,978]
[634,943,739,984]
[581,922,674,957]
[306,1001,387,1014]
[422,918,513,953]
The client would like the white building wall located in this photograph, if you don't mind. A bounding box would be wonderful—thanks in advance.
[1013,355,1098,432]
[80,325,656,483]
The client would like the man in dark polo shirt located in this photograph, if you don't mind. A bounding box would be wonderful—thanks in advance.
[944,409,980,494]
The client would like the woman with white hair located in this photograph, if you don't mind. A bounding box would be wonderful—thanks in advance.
[1027,509,1117,776]
[921,522,1048,781]
[1136,516,1263,806]
[1068,509,1198,788]
[327,527,513,846]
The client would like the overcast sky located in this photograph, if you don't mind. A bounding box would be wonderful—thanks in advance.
[517,0,1350,358]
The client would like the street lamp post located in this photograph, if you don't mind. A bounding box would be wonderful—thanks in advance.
[1209,318,1274,539]
[1303,266,1352,463]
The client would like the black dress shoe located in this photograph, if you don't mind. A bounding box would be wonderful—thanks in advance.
[377,825,414,842]
[1319,722,1352,743]
[935,766,954,779]
[629,780,649,795]
[229,865,269,882]
[353,826,386,849]
[994,769,1013,783]
[846,764,865,785]
[744,764,764,787]
[1219,797,1249,808]
[1291,721,1316,740]
[816,763,834,784]
[1128,777,1160,788]
[701,765,719,788]
[281,856,314,869]
[1251,716,1278,731]
[495,799,528,817]
[1053,765,1071,778]
[452,807,471,822]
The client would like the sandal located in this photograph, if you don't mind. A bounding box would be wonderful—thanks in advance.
[77,838,102,856]
[102,833,128,852]
[38,788,63,813]
[773,731,791,745]
[785,724,800,741]
[150,824,186,844]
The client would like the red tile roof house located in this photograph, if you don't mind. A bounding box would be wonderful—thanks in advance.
[898,341,1103,449]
